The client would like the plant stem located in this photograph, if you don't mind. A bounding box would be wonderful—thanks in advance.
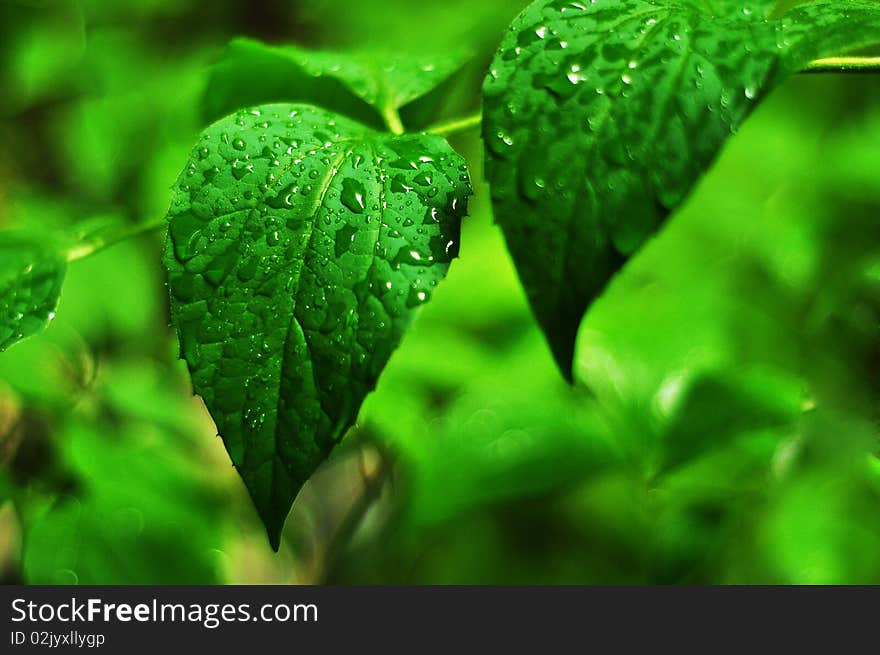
[427,112,482,137]
[66,216,166,262]
[803,56,880,73]
[381,103,405,135]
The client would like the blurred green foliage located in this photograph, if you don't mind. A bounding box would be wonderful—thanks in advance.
[0,0,878,584]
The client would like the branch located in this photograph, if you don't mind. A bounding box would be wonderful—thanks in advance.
[802,56,880,74]
[66,216,166,262]
[426,112,482,137]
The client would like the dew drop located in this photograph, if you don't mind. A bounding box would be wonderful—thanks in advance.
[231,160,252,180]
[413,172,433,187]
[340,178,367,214]
[406,286,431,308]
[334,223,358,258]
[567,64,587,84]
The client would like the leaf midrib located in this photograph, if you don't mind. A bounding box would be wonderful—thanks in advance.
[270,141,359,475]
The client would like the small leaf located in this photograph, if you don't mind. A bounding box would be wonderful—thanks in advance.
[483,0,880,380]
[164,104,471,548]
[0,232,66,352]
[203,38,470,128]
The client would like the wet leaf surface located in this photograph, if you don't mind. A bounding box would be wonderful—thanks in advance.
[164,103,470,547]
[0,232,65,352]
[483,0,880,379]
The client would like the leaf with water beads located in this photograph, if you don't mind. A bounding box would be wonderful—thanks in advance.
[483,0,880,380]
[163,103,471,548]
[0,231,66,352]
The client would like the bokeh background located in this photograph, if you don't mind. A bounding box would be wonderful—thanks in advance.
[1,0,879,584]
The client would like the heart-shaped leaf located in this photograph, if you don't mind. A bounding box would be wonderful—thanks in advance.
[483,0,880,380]
[164,103,470,548]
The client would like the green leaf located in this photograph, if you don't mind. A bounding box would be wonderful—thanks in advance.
[163,103,470,548]
[482,0,880,380]
[203,38,470,129]
[0,232,66,352]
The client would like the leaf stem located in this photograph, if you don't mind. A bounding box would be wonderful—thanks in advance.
[381,103,405,135]
[803,56,880,73]
[426,112,483,137]
[66,216,166,262]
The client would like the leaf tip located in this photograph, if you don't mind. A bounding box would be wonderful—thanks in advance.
[537,303,581,385]
[549,340,576,385]
[267,527,283,553]
[256,502,288,553]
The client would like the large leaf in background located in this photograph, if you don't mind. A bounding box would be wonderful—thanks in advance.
[164,103,470,548]
[0,232,66,352]
[483,0,880,380]
[203,38,471,130]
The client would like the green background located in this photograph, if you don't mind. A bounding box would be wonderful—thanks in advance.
[1,0,879,584]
